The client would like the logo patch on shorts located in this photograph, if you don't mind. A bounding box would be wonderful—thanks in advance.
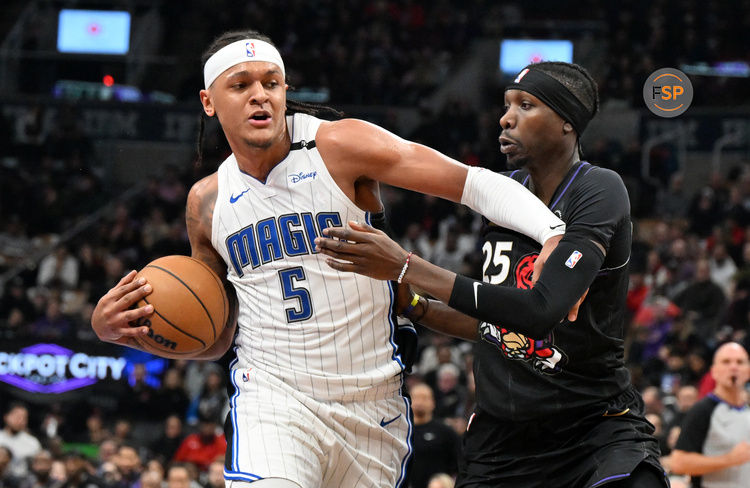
[565,251,582,269]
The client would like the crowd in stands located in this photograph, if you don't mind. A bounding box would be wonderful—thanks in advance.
[2,2,750,488]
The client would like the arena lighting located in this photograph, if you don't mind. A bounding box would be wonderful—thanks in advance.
[500,39,574,76]
[680,62,750,78]
[57,9,131,55]
[102,74,115,87]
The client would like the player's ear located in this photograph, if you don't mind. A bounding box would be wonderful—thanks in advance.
[563,121,574,135]
[200,89,215,117]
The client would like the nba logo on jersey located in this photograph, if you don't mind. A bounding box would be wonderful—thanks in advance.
[246,42,256,57]
[565,251,582,269]
[242,369,252,382]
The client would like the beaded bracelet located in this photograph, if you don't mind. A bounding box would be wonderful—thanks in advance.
[397,252,414,284]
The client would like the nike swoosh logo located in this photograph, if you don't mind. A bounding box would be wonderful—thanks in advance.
[380,414,401,428]
[549,223,565,230]
[602,408,630,417]
[229,188,251,204]
[473,281,481,309]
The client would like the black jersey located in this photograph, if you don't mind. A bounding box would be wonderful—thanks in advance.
[474,161,633,421]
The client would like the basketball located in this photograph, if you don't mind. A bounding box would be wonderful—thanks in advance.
[130,255,229,356]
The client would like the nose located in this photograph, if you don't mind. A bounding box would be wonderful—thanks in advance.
[249,81,269,105]
[499,106,514,130]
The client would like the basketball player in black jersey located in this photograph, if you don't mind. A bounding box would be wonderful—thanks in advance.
[315,62,668,487]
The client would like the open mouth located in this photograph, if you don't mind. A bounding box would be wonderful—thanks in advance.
[499,136,519,154]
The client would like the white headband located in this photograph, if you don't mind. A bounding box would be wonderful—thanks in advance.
[203,39,286,89]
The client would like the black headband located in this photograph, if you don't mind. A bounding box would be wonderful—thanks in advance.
[505,68,593,136]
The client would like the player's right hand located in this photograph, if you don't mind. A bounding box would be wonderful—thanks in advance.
[91,270,154,342]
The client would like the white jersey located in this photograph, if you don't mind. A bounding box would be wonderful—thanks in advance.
[212,113,404,401]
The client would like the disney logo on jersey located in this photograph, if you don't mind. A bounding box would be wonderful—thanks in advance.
[288,171,317,184]
[515,253,537,290]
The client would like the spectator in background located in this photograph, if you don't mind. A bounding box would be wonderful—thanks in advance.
[112,446,141,488]
[432,364,467,420]
[0,446,19,488]
[202,461,223,488]
[149,415,184,466]
[155,369,190,420]
[0,403,41,478]
[20,450,61,488]
[172,414,225,472]
[187,370,226,427]
[709,242,737,298]
[138,470,162,488]
[29,298,71,340]
[61,451,103,488]
[0,277,35,329]
[426,473,455,488]
[165,464,191,488]
[673,259,726,337]
[408,383,459,488]
[671,342,750,487]
[36,245,79,290]
[664,385,699,433]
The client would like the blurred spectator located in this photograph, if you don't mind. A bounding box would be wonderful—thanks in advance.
[673,259,726,336]
[20,450,60,488]
[433,364,467,420]
[187,370,227,427]
[37,245,79,291]
[408,383,459,488]
[0,277,35,329]
[155,370,190,419]
[121,365,158,424]
[0,404,41,478]
[112,446,141,488]
[172,415,225,472]
[0,446,19,488]
[709,242,737,298]
[138,470,162,488]
[664,385,699,433]
[29,298,71,340]
[61,451,103,488]
[48,461,66,486]
[149,415,184,466]
[165,464,191,488]
[426,473,455,488]
[201,461,223,488]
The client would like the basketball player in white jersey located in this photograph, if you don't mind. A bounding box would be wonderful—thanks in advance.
[91,30,568,488]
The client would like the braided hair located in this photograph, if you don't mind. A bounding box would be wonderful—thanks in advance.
[195,30,343,169]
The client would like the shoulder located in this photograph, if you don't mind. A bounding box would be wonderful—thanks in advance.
[579,164,627,193]
[685,395,721,421]
[186,173,218,235]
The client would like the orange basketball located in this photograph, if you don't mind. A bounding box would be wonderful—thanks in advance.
[130,255,228,356]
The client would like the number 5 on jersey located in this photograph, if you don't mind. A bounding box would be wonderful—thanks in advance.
[278,267,313,322]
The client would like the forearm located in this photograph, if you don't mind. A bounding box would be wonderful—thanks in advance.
[404,295,479,342]
[670,450,736,476]
[448,238,602,337]
[461,167,565,244]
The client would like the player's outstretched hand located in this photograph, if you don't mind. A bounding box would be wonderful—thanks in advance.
[532,234,588,322]
[91,270,154,343]
[315,221,409,281]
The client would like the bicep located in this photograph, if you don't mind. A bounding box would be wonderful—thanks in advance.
[317,119,468,202]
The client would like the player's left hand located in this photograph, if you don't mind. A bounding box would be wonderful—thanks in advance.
[533,235,588,321]
[315,221,410,281]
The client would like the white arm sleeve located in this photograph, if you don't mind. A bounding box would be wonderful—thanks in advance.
[461,167,565,244]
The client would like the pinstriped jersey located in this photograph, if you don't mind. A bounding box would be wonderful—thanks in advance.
[211,113,403,401]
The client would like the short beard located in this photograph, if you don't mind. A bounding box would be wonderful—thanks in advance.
[506,154,529,169]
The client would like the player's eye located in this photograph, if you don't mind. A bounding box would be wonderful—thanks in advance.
[520,101,532,110]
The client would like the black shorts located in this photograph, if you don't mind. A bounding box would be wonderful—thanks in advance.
[456,391,667,488]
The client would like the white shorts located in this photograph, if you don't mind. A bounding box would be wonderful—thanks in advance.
[223,367,412,488]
